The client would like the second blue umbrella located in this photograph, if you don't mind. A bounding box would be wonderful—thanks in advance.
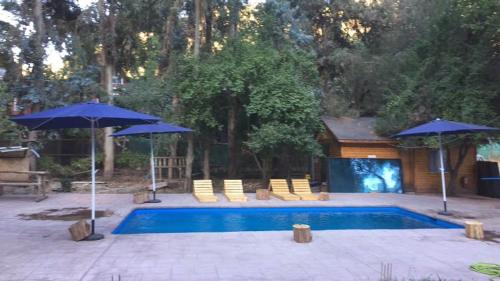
[113,122,192,202]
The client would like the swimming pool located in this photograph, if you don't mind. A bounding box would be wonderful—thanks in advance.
[112,206,462,234]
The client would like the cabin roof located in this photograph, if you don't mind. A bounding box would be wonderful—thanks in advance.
[321,116,393,142]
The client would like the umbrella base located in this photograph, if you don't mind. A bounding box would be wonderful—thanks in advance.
[145,199,162,203]
[84,233,105,241]
[438,211,452,216]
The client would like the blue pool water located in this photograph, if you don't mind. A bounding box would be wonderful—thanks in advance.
[112,207,462,234]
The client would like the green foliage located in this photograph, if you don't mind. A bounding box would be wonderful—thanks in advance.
[115,150,148,170]
[376,0,500,137]
[2,0,499,180]
[0,81,18,140]
[280,0,397,116]
[38,153,103,192]
[173,36,322,161]
[42,66,104,108]
[172,55,224,134]
[245,46,322,158]
[115,35,171,117]
[38,154,103,179]
[38,157,67,179]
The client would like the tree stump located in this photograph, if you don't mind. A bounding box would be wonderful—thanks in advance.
[465,220,484,240]
[293,224,312,243]
[318,192,330,201]
[256,189,270,200]
[68,220,91,241]
[133,191,149,204]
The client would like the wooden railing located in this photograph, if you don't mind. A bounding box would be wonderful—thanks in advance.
[154,156,186,180]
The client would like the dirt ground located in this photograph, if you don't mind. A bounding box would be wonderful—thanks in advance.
[19,207,113,221]
[66,169,268,194]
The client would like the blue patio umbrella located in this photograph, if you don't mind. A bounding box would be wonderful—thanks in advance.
[112,122,192,203]
[11,101,160,240]
[393,118,500,214]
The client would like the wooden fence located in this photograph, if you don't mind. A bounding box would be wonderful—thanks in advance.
[154,156,186,180]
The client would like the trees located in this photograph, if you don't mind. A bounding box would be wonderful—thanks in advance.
[376,0,500,194]
[97,0,117,179]
[1,0,497,187]
[174,31,322,181]
[245,47,322,181]
[281,0,396,117]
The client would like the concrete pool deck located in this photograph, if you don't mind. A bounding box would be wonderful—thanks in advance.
[1,193,500,281]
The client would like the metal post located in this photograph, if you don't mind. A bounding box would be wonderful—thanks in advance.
[146,132,161,203]
[85,120,104,240]
[438,133,450,215]
[91,120,96,230]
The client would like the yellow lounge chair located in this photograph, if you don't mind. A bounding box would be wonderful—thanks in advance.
[269,179,300,201]
[223,180,248,202]
[193,180,218,203]
[291,179,319,201]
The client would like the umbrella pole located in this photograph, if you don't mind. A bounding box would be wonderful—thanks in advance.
[438,133,450,215]
[85,120,104,240]
[146,133,161,203]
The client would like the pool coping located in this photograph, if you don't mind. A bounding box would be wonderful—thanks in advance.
[123,204,466,225]
[112,204,464,235]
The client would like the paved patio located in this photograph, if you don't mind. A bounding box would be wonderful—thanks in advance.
[1,192,500,281]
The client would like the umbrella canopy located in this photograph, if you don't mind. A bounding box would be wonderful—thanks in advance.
[393,119,500,138]
[11,102,160,129]
[11,101,160,240]
[393,118,500,215]
[112,122,192,203]
[112,121,192,136]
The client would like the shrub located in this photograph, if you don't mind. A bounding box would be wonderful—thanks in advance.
[115,150,148,170]
[38,154,104,192]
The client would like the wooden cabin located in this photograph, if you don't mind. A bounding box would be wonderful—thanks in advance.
[318,116,477,194]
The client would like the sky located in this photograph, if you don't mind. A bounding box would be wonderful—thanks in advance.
[0,0,266,71]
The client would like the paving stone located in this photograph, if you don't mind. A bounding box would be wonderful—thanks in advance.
[1,193,499,280]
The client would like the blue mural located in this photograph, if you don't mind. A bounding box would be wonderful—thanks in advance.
[328,158,403,193]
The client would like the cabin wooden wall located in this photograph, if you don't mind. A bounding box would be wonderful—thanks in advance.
[319,133,477,194]
[339,143,400,159]
[410,147,477,194]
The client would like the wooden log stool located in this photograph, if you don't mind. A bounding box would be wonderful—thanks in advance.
[293,224,312,243]
[68,220,91,241]
[465,220,484,240]
[256,189,270,200]
[318,192,330,201]
[133,191,149,204]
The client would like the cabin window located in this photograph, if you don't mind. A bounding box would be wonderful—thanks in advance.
[428,149,448,173]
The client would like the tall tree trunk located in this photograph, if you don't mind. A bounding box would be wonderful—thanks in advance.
[446,142,470,195]
[203,140,210,179]
[193,0,212,179]
[103,65,114,179]
[227,95,239,177]
[168,140,177,179]
[281,150,291,180]
[161,0,182,180]
[98,0,116,179]
[194,0,201,57]
[160,0,182,72]
[262,158,272,188]
[226,1,241,178]
[204,0,212,53]
[185,134,194,192]
[32,0,44,91]
[228,0,240,37]
[252,153,271,186]
[29,0,45,171]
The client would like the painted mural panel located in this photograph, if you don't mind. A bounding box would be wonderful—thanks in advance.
[328,158,403,193]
